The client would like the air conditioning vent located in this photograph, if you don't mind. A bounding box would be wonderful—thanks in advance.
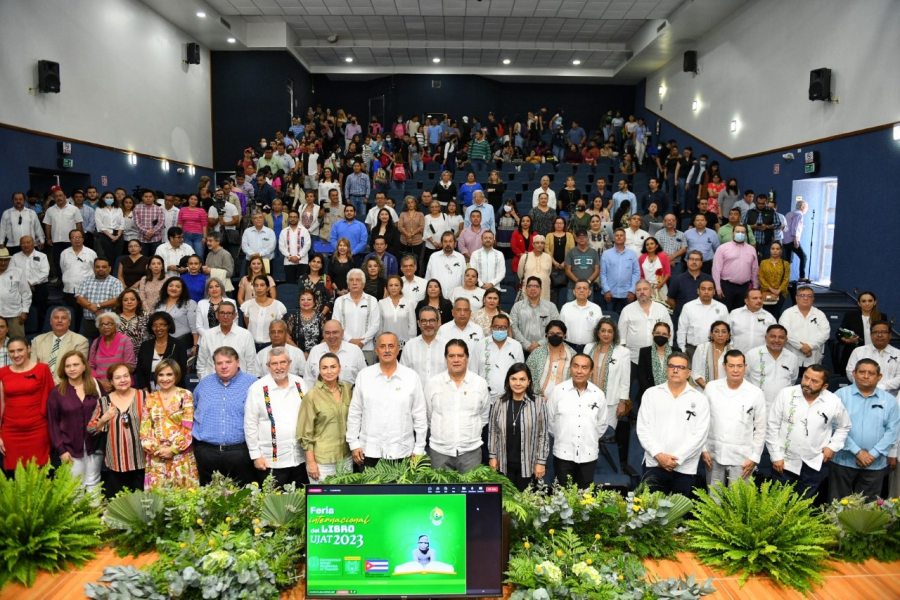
[220,17,232,30]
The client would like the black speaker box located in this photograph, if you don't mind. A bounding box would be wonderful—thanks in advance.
[683,50,697,73]
[809,68,831,101]
[186,43,201,65]
[37,60,60,93]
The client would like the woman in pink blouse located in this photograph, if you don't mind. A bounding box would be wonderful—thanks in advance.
[177,193,208,258]
[89,313,137,393]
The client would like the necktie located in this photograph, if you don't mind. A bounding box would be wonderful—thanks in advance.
[48,337,61,372]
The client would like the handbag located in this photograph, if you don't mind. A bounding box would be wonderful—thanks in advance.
[550,267,567,288]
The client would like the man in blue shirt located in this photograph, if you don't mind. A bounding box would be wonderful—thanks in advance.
[831,359,900,501]
[611,179,637,216]
[567,120,586,147]
[600,228,640,313]
[344,161,371,220]
[684,213,720,273]
[330,204,369,262]
[192,346,260,486]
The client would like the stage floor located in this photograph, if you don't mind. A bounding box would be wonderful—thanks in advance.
[3,548,898,599]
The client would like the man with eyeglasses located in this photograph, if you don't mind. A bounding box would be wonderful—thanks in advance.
[510,276,560,354]
[637,351,710,495]
[43,186,84,281]
[778,286,830,377]
[0,192,44,255]
[400,307,448,384]
[701,350,766,486]
[195,303,261,380]
[474,313,525,403]
[846,320,900,396]
[765,364,850,500]
[156,226,194,274]
[11,235,50,333]
[304,320,367,390]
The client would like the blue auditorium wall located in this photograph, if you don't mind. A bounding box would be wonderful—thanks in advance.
[634,81,900,319]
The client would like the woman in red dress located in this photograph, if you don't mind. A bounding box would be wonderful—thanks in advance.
[0,337,55,474]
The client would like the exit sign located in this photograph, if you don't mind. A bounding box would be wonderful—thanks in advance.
[59,157,74,169]
[804,162,817,174]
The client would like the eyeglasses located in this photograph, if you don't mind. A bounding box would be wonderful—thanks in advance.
[419,318,438,324]
[666,364,689,371]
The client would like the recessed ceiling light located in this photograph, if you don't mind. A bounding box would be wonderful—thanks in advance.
[572,59,581,65]
[227,37,236,44]
[502,58,511,65]
[432,57,441,64]
[196,11,206,18]
[345,57,354,63]
[730,119,738,132]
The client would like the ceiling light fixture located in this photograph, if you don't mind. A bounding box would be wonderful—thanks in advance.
[345,57,354,63]
[227,37,236,44]
[432,57,441,64]
[196,11,206,18]
[502,58,511,65]
[730,119,738,133]
[571,59,581,66]
[658,84,666,97]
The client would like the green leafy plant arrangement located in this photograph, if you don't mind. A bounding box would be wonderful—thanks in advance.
[90,476,307,598]
[687,479,838,592]
[618,486,692,558]
[324,454,527,520]
[824,494,900,562]
[506,528,714,600]
[0,461,104,589]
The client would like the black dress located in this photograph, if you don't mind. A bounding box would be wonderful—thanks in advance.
[328,257,353,294]
[414,298,453,332]
[120,255,150,289]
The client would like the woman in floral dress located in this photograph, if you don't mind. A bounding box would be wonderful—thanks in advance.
[139,359,198,489]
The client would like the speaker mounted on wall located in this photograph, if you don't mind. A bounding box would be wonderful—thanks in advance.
[683,50,698,74]
[809,68,832,101]
[186,43,201,65]
[37,60,60,93]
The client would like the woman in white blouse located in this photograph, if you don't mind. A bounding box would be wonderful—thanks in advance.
[241,275,288,349]
[299,191,321,239]
[378,275,416,343]
[316,167,342,205]
[195,277,237,337]
[95,191,125,262]
[692,320,733,389]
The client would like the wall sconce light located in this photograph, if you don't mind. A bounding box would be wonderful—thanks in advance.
[894,123,900,141]
[161,159,170,172]
[188,165,196,176]
[658,84,666,97]
[127,152,137,166]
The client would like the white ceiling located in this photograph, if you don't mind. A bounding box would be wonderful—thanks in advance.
[143,0,747,81]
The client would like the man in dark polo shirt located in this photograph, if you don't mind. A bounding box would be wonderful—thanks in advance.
[666,249,713,340]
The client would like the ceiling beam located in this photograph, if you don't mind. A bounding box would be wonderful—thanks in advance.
[292,39,629,52]
[304,65,620,78]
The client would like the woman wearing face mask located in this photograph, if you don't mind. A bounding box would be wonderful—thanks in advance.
[718,178,741,224]
[487,363,549,491]
[525,320,575,400]
[495,199,519,255]
[637,322,674,398]
[567,199,591,232]
[95,191,124,263]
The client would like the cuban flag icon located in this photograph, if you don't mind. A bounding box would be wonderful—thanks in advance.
[364,559,390,574]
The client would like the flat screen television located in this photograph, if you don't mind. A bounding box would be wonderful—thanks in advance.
[306,483,503,598]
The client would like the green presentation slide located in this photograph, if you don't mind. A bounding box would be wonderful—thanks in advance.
[307,493,468,596]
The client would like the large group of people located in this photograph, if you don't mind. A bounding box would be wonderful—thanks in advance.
[0,106,895,507]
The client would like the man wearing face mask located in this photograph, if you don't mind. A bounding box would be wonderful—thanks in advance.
[474,314,525,403]
[525,320,576,401]
[712,224,759,311]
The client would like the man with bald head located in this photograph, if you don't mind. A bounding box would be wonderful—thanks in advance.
[304,319,367,390]
[347,332,427,468]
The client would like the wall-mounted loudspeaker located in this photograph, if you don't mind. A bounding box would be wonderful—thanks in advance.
[808,68,831,101]
[683,50,697,73]
[37,60,60,93]
[186,43,201,65]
